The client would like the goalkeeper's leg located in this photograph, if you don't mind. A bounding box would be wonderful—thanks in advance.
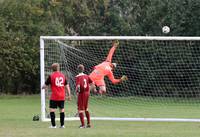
[99,86,106,94]
[96,81,106,94]
[90,85,106,95]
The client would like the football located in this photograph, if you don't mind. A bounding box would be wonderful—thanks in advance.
[162,26,170,34]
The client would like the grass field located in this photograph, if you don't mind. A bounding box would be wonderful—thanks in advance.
[1,95,200,137]
[67,95,200,118]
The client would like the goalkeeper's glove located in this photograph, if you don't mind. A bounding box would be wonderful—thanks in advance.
[112,40,119,47]
[120,75,128,82]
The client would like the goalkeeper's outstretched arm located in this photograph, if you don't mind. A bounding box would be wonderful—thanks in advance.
[105,40,119,62]
[107,71,128,84]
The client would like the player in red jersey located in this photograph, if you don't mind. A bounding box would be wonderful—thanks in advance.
[42,63,71,128]
[75,64,93,128]
[89,40,128,94]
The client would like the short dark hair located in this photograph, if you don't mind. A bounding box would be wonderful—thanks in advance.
[77,64,84,73]
[51,63,60,71]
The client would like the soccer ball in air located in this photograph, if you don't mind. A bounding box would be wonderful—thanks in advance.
[162,26,170,34]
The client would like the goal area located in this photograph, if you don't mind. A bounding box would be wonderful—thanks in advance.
[40,36,200,122]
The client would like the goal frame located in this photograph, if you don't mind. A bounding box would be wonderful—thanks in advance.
[40,36,200,122]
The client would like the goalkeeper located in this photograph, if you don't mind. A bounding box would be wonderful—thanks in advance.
[89,40,128,94]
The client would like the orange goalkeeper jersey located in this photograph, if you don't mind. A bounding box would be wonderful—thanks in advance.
[89,61,121,86]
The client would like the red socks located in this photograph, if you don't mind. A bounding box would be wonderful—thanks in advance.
[85,111,90,125]
[79,113,84,126]
[79,111,91,126]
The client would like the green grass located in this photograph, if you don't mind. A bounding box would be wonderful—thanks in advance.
[0,95,200,137]
[66,95,200,118]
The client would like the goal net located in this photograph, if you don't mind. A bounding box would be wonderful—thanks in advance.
[40,36,200,122]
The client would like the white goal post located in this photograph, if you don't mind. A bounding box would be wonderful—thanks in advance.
[40,36,200,122]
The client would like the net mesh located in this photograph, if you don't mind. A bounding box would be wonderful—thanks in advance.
[42,37,200,119]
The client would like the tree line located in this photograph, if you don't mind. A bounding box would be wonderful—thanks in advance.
[0,0,200,94]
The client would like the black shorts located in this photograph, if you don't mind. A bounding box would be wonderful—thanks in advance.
[49,100,65,109]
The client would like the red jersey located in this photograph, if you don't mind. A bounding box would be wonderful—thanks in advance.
[75,73,92,93]
[45,71,67,101]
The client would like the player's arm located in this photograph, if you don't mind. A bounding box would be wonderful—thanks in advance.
[105,40,119,62]
[76,85,80,93]
[107,71,128,84]
[75,76,81,96]
[42,75,51,90]
[107,71,121,84]
[65,78,71,101]
[65,84,71,101]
